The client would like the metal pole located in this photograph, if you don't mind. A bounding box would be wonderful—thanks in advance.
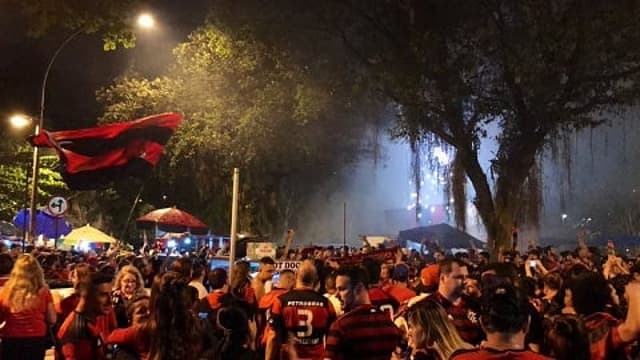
[28,29,83,244]
[22,163,29,250]
[27,125,40,244]
[343,202,347,248]
[229,168,240,271]
[54,218,59,249]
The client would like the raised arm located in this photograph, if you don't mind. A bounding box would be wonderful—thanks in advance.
[279,229,295,261]
[617,281,640,343]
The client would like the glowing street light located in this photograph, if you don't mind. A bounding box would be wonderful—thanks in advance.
[137,13,155,29]
[9,114,32,129]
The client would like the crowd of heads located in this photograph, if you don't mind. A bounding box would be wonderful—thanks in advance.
[0,237,637,359]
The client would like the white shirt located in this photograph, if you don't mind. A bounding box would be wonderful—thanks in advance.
[189,280,208,299]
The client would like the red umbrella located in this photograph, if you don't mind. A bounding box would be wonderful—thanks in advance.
[136,207,208,234]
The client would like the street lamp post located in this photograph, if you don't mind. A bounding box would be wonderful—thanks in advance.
[25,13,155,243]
[26,28,82,244]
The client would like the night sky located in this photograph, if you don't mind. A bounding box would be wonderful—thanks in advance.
[0,0,209,132]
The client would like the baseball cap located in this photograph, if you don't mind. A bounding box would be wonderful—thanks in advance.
[420,264,440,288]
[392,264,410,282]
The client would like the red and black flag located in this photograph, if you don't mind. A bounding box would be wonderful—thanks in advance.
[30,113,182,190]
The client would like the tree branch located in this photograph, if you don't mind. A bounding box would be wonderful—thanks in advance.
[490,0,530,123]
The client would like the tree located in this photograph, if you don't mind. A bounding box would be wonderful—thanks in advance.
[96,25,380,238]
[209,0,640,256]
[0,142,67,221]
[6,0,146,49]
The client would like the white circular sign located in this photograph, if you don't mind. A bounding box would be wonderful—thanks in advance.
[48,196,68,217]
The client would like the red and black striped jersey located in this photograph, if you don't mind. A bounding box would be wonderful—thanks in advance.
[584,312,630,360]
[324,304,401,360]
[427,291,483,345]
[271,289,336,360]
[450,348,552,360]
[368,286,400,320]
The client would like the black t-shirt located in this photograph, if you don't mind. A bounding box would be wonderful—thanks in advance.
[525,301,544,348]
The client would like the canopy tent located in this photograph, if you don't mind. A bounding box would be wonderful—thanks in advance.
[62,224,117,245]
[136,207,208,235]
[398,223,484,250]
[13,208,72,239]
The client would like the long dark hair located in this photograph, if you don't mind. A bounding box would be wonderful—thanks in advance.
[145,271,202,360]
[229,261,251,299]
[214,306,251,360]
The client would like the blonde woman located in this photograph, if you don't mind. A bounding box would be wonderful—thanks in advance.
[112,264,145,327]
[0,254,56,359]
[404,300,471,360]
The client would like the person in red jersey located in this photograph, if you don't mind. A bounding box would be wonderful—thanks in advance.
[568,272,640,360]
[57,263,91,322]
[385,264,417,305]
[258,269,295,351]
[418,263,439,294]
[105,293,150,359]
[230,261,258,312]
[427,258,483,345]
[450,284,551,360]
[58,272,118,360]
[0,254,57,360]
[379,264,393,290]
[107,271,207,360]
[205,268,229,311]
[325,265,401,360]
[269,261,336,360]
[361,258,399,319]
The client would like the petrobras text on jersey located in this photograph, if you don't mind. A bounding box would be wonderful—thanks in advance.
[275,261,302,271]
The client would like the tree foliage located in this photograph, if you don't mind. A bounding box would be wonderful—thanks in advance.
[0,141,68,221]
[97,25,379,237]
[7,0,146,49]
[208,0,640,255]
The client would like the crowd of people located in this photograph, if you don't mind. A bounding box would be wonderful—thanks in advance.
[0,232,638,360]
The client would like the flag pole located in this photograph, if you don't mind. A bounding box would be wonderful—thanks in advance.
[120,185,144,243]
[229,168,240,272]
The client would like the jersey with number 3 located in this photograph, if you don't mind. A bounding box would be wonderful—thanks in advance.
[368,286,399,320]
[271,289,337,360]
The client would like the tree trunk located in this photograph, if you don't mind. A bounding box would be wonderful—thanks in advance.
[493,190,519,257]
[456,146,499,257]
[456,137,541,260]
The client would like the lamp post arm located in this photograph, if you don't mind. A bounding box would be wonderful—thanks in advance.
[38,28,83,129]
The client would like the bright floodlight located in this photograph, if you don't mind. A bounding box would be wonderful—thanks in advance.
[9,114,32,129]
[137,13,155,29]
